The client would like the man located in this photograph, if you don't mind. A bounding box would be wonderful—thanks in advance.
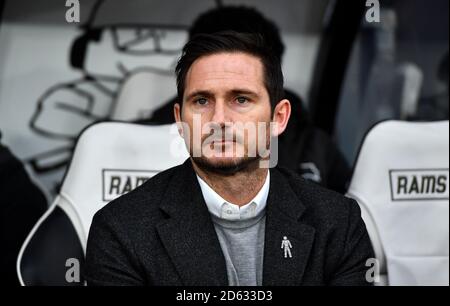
[141,6,352,194]
[85,32,374,286]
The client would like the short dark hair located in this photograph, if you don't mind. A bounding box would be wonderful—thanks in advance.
[175,31,284,111]
[189,6,285,60]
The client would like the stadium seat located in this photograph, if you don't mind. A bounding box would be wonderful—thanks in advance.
[17,122,189,285]
[111,70,176,121]
[347,120,449,286]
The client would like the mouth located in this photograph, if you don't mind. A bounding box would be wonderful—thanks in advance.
[203,137,237,145]
[211,139,235,144]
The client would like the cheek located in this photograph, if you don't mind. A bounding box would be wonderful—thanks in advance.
[249,108,272,126]
[262,103,273,122]
[252,100,272,121]
[183,112,214,142]
[184,105,214,123]
[178,110,194,139]
[255,111,272,144]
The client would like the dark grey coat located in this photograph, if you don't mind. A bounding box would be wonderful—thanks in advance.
[85,159,374,286]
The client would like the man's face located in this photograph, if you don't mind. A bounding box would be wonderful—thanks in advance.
[175,52,273,174]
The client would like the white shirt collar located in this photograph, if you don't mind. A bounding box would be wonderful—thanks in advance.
[196,171,270,221]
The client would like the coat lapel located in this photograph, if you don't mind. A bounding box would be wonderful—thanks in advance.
[263,169,316,286]
[156,159,228,286]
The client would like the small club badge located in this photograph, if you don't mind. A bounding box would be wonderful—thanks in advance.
[281,236,292,258]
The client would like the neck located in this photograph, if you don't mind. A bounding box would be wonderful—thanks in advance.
[192,159,268,206]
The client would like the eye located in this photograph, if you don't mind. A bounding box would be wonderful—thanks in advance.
[195,98,208,105]
[236,96,249,104]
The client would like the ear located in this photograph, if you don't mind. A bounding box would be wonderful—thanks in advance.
[271,99,291,137]
[174,102,184,137]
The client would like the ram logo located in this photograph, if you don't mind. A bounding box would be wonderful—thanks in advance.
[389,169,449,201]
[102,169,158,202]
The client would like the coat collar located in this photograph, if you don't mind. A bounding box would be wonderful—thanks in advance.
[196,170,270,221]
[156,159,228,286]
[262,168,316,286]
[157,159,315,286]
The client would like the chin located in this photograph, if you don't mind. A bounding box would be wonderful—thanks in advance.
[192,155,259,175]
[208,156,241,166]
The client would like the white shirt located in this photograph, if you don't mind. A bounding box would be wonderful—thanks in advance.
[196,171,270,221]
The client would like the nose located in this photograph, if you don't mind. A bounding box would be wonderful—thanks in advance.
[210,100,228,125]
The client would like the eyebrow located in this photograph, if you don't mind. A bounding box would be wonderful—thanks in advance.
[185,89,260,101]
[229,89,259,97]
[185,90,214,101]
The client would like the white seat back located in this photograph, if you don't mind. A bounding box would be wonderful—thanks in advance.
[347,120,449,286]
[59,122,188,248]
[111,71,176,121]
[17,122,188,285]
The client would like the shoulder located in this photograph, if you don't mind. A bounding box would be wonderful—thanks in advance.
[91,163,183,226]
[274,166,360,227]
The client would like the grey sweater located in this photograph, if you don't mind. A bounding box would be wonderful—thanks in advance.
[211,211,266,286]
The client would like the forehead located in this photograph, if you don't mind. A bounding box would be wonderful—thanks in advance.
[185,52,265,93]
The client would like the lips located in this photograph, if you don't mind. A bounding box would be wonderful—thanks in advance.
[211,139,234,144]
[204,136,238,145]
